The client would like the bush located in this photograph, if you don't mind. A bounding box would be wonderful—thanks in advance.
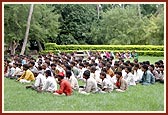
[40,50,164,57]
[44,43,164,51]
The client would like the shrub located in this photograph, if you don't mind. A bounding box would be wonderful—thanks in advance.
[44,43,164,51]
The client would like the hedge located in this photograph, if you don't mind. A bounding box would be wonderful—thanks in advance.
[44,43,164,51]
[40,50,164,57]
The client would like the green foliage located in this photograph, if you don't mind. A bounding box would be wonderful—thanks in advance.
[4,4,60,53]
[44,44,163,51]
[43,44,164,56]
[4,78,164,111]
[54,4,97,45]
[4,4,29,44]
[91,4,164,45]
[29,4,60,43]
[4,4,164,55]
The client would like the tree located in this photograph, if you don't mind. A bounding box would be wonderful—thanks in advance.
[20,4,34,55]
[4,4,29,55]
[4,4,60,55]
[54,4,97,45]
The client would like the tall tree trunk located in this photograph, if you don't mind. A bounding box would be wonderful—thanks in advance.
[20,4,34,55]
[37,41,43,51]
[137,4,141,19]
[97,4,100,19]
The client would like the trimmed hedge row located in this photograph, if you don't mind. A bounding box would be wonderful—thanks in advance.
[44,43,164,51]
[40,50,164,57]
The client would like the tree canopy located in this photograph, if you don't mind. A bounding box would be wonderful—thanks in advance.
[4,3,164,55]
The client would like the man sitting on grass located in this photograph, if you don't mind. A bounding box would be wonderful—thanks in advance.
[53,72,72,96]
[17,64,35,83]
[99,72,113,93]
[66,70,79,91]
[38,70,57,93]
[26,66,46,91]
[114,71,128,92]
[140,64,155,85]
[79,70,98,95]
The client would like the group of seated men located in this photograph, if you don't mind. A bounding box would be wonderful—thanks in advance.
[4,51,164,96]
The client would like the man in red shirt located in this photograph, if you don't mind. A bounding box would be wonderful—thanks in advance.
[53,72,72,96]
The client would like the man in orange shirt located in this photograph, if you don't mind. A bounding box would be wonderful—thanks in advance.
[53,72,72,96]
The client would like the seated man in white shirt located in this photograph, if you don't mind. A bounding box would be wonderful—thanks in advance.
[66,70,79,91]
[26,66,46,91]
[125,66,136,86]
[37,70,57,93]
[99,72,113,93]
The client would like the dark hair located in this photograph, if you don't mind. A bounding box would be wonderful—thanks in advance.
[126,60,130,64]
[66,70,72,77]
[100,72,106,78]
[119,65,125,70]
[159,65,164,68]
[29,61,35,66]
[51,63,56,67]
[142,64,148,70]
[106,63,111,68]
[38,66,43,71]
[134,63,139,68]
[158,60,163,65]
[70,61,75,66]
[126,66,132,72]
[149,64,155,70]
[64,64,71,70]
[115,71,122,76]
[130,63,134,67]
[146,61,150,65]
[155,62,160,65]
[23,64,29,69]
[134,59,138,63]
[110,56,114,60]
[45,70,51,76]
[83,70,90,78]
[101,67,107,73]
[79,63,85,67]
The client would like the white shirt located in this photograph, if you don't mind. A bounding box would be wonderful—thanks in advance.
[67,75,79,90]
[34,73,46,87]
[125,72,136,86]
[42,76,57,92]
[77,67,87,79]
[102,78,113,92]
[110,75,117,84]
[122,70,127,78]
[12,67,21,77]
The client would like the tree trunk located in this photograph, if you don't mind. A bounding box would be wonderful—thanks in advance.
[20,4,34,55]
[37,40,43,51]
[10,41,19,55]
[137,4,141,19]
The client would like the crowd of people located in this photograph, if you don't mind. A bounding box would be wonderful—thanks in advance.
[4,51,164,96]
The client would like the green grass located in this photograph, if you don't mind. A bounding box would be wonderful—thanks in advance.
[4,79,164,111]
[3,56,165,112]
[117,56,164,64]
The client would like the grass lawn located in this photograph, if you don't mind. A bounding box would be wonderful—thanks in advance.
[3,56,165,112]
[116,56,164,64]
[3,78,164,112]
